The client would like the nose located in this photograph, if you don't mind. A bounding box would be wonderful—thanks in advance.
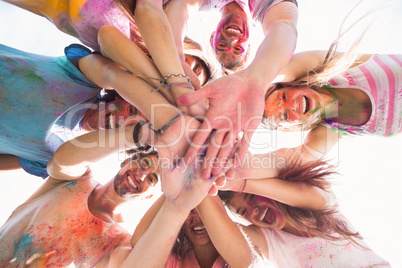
[248,206,259,217]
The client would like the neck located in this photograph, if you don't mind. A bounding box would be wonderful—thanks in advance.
[315,87,341,119]
[193,243,220,268]
[88,180,126,223]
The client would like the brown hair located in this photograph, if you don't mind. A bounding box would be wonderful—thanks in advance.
[219,159,364,247]
[171,228,194,260]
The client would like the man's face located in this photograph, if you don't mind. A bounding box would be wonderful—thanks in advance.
[114,154,159,200]
[210,14,250,69]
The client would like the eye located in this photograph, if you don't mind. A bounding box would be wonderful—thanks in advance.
[249,194,254,201]
[147,173,158,186]
[140,158,151,169]
[193,63,201,76]
[283,93,286,102]
[129,106,136,116]
[284,111,288,121]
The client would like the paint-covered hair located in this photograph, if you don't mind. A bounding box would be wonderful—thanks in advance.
[219,159,364,247]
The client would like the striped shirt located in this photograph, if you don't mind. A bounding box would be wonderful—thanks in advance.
[323,54,402,136]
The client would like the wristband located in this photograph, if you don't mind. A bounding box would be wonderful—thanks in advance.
[240,179,247,193]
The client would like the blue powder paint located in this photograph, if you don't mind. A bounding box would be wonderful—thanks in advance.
[15,233,35,254]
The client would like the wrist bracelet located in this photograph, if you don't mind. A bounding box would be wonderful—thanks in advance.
[163,73,190,82]
[132,120,150,151]
[147,113,184,136]
[165,81,194,91]
[240,179,247,193]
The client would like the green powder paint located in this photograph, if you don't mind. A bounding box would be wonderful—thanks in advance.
[19,69,47,87]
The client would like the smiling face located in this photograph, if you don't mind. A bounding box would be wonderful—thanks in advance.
[84,99,141,131]
[210,14,250,69]
[182,209,211,247]
[114,154,159,200]
[230,193,286,229]
[264,87,328,130]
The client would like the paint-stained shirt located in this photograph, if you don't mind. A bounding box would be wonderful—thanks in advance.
[323,54,402,136]
[0,44,101,178]
[260,227,390,267]
[3,0,169,51]
[200,0,298,24]
[0,176,131,267]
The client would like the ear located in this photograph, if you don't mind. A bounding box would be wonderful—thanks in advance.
[210,31,216,47]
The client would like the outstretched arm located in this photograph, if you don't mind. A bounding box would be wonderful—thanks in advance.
[197,195,255,268]
[177,2,299,178]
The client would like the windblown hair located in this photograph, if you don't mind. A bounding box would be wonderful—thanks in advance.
[219,158,364,247]
[262,7,380,131]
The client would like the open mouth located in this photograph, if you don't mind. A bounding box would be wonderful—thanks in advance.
[260,207,275,225]
[192,224,207,235]
[127,173,139,190]
[226,25,242,35]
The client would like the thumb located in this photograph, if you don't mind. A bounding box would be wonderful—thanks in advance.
[177,88,209,106]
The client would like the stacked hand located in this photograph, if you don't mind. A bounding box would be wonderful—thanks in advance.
[177,73,265,179]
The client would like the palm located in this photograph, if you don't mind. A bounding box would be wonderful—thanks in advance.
[177,74,266,178]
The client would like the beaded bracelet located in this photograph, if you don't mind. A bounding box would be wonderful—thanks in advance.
[163,73,190,82]
[147,113,184,136]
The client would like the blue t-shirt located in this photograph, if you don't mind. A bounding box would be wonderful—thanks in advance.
[0,44,101,178]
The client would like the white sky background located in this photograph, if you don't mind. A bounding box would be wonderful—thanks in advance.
[0,0,402,266]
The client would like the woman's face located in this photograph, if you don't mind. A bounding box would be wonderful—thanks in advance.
[114,154,159,199]
[264,87,325,129]
[85,99,144,131]
[230,193,286,229]
[184,54,208,86]
[182,209,211,246]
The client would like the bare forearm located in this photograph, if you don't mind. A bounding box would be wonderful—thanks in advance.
[197,196,254,268]
[244,178,327,210]
[122,200,189,268]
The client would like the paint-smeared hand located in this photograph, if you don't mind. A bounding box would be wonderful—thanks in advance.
[177,73,265,179]
[161,156,217,212]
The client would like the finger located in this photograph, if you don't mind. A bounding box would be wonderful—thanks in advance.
[177,88,210,106]
[201,131,226,179]
[211,132,235,177]
[184,120,213,165]
[225,168,235,179]
[208,184,219,196]
[215,176,226,188]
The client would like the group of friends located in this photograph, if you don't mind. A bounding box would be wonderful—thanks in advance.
[0,0,400,267]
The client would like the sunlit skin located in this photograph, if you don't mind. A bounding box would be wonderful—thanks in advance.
[210,14,250,69]
[185,55,208,86]
[182,209,212,246]
[82,99,145,131]
[114,154,159,199]
[264,87,335,128]
[230,193,287,229]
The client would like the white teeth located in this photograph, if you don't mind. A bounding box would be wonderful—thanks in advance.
[193,226,206,232]
[127,174,138,190]
[259,208,269,221]
[303,96,307,114]
[226,26,241,34]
